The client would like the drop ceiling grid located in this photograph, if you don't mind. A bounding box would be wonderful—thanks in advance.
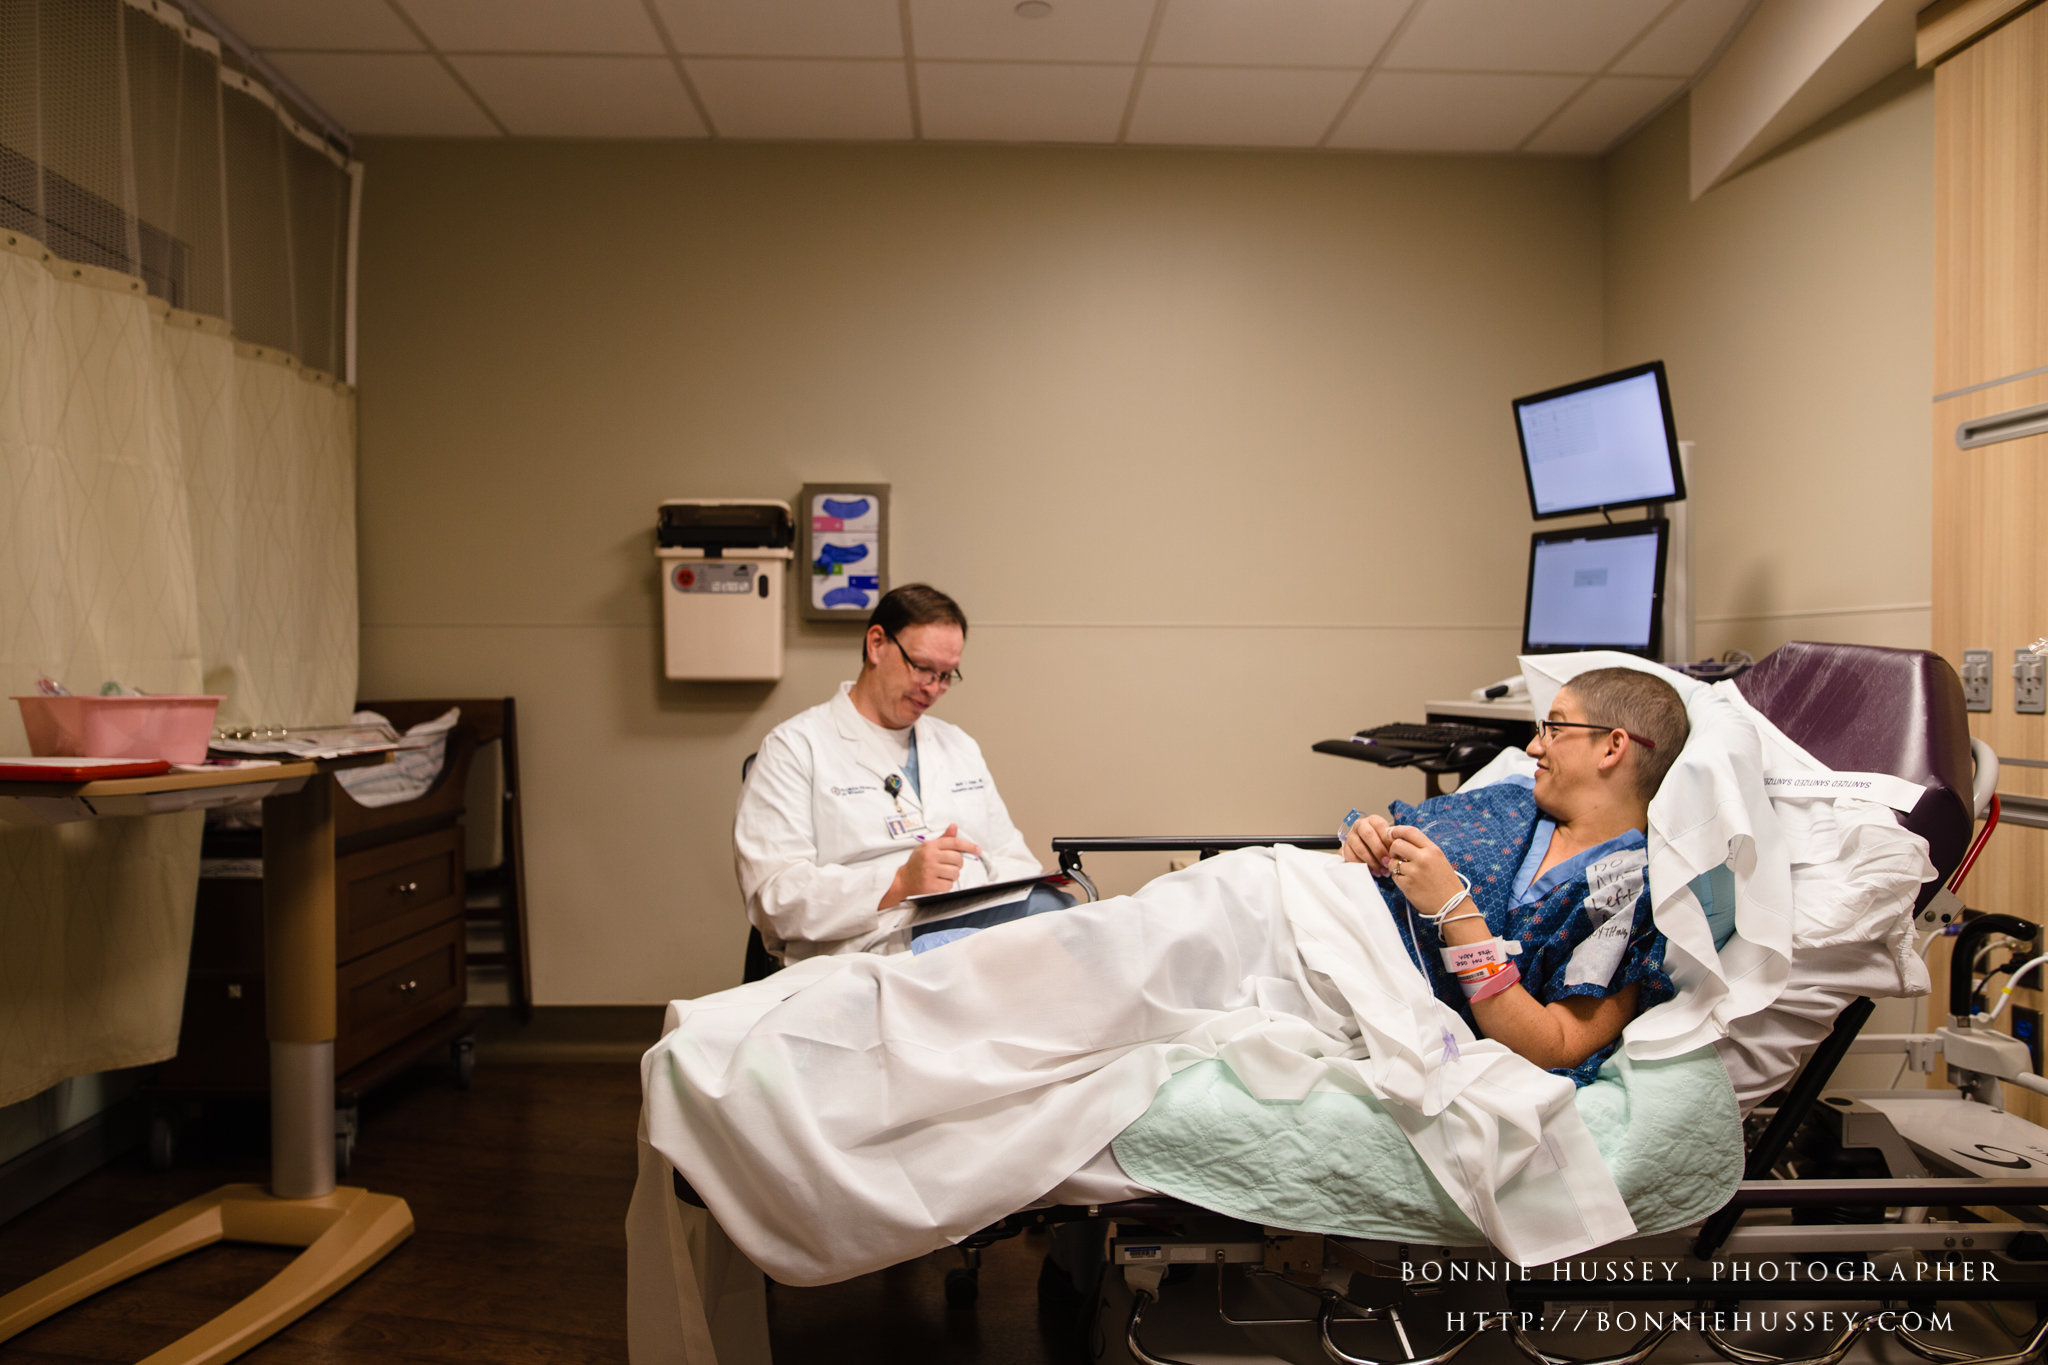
[222,0,1757,155]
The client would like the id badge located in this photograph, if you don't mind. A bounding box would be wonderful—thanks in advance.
[886,815,928,840]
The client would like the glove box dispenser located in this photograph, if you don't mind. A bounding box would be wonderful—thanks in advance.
[657,500,795,681]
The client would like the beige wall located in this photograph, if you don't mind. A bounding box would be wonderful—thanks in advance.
[355,141,1604,1003]
[357,85,1939,1007]
[1603,69,1936,658]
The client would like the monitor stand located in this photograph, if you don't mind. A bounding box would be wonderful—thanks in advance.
[1656,440,1695,664]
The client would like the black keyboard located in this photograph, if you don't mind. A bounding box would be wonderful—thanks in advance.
[1354,721,1505,750]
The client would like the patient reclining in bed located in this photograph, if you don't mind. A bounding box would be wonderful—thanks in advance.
[1355,665,1686,1085]
[638,668,1715,1293]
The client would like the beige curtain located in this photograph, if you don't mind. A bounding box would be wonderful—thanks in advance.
[0,0,358,1104]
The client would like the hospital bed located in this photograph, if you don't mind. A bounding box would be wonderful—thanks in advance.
[963,641,2048,1365]
[658,641,2048,1365]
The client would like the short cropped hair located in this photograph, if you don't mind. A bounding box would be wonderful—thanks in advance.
[1562,667,1689,800]
[860,584,968,662]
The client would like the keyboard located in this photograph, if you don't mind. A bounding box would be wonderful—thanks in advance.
[1353,721,1506,750]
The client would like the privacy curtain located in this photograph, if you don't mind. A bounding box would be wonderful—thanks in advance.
[0,0,357,1104]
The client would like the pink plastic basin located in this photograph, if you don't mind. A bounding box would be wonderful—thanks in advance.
[13,695,223,764]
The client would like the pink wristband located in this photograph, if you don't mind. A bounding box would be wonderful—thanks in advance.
[1466,961,1521,1003]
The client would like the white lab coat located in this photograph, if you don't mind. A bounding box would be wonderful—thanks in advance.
[733,682,1041,962]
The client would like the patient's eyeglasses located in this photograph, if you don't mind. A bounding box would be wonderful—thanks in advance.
[887,632,964,688]
[1534,719,1657,751]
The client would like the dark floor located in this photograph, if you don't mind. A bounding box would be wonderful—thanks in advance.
[0,1061,1075,1364]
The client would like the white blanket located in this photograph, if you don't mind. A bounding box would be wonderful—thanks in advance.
[640,844,1632,1290]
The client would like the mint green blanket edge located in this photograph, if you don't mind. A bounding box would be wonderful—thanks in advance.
[1111,1046,1742,1246]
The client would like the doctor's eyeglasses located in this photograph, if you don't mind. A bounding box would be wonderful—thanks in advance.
[1534,719,1656,750]
[886,632,964,688]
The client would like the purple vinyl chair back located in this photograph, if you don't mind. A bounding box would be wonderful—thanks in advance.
[1734,641,1973,910]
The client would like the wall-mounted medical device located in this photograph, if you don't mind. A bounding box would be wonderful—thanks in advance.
[656,500,794,681]
[797,483,889,623]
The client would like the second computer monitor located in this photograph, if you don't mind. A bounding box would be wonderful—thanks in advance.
[1522,520,1668,659]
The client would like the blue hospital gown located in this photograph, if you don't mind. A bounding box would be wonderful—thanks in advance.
[1380,780,1673,1086]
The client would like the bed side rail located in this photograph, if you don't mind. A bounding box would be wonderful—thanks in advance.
[1052,835,1342,876]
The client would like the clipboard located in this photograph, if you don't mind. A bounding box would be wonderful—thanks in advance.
[906,872,1081,915]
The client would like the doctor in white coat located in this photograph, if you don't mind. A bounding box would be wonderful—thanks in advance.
[733,583,1043,963]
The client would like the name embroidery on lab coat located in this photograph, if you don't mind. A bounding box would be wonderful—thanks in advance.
[830,784,879,797]
[950,778,986,793]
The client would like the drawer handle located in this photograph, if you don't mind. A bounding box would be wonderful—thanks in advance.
[389,880,420,897]
[393,978,420,994]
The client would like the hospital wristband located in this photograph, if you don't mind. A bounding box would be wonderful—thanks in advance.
[1440,936,1522,1000]
[1466,962,1521,1002]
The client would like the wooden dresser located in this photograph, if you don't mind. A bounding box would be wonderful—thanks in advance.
[155,722,478,1171]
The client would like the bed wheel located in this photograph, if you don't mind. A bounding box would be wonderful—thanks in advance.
[944,1265,980,1307]
[451,1035,475,1090]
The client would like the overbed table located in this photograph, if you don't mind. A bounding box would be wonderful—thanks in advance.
[0,756,413,1365]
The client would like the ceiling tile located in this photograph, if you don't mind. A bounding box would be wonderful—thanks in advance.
[1150,0,1407,68]
[1384,0,1661,73]
[686,59,913,138]
[652,0,903,58]
[400,0,665,54]
[450,56,705,136]
[1329,71,1583,151]
[917,62,1131,142]
[909,0,1155,63]
[205,0,420,50]
[1613,0,1752,77]
[1524,75,1683,153]
[265,52,498,134]
[1126,66,1360,147]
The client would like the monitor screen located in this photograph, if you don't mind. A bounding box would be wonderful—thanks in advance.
[1513,361,1683,520]
[1522,520,1667,658]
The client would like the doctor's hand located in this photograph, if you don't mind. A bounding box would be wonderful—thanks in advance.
[880,824,984,910]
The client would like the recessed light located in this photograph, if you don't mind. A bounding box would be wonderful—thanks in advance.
[1014,0,1052,17]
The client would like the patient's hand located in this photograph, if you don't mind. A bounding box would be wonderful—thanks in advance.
[881,824,984,909]
[1342,813,1396,868]
[1382,825,1464,918]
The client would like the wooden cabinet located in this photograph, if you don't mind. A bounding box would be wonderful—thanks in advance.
[158,730,477,1103]
[1925,0,2048,1120]
[1933,2,2048,395]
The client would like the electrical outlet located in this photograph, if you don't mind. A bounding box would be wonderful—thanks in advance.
[2016,648,2047,714]
[1963,649,1994,711]
[2014,1005,2042,1074]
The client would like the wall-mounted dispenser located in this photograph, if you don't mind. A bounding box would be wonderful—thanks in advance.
[656,500,795,681]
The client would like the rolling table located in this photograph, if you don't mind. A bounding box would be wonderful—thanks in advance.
[0,755,413,1365]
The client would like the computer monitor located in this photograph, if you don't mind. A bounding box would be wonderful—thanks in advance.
[1522,520,1668,659]
[1513,361,1683,520]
